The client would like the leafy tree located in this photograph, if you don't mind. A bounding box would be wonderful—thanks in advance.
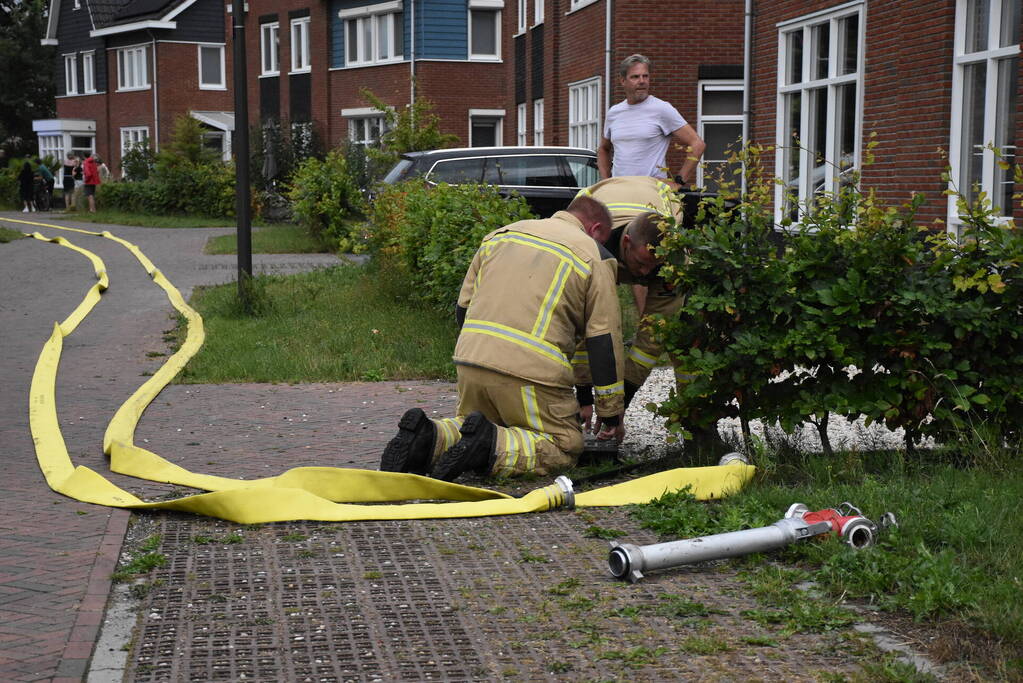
[0,0,55,152]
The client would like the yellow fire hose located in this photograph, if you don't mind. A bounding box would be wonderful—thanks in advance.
[7,217,754,523]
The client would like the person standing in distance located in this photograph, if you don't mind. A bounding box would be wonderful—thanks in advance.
[598,54,706,191]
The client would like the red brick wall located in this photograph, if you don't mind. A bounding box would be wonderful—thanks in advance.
[751,0,962,226]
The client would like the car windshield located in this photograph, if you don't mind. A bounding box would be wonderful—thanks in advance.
[382,158,415,184]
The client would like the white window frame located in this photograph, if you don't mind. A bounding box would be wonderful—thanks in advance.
[697,80,744,190]
[469,108,505,146]
[343,107,391,145]
[568,77,601,150]
[774,1,865,225]
[81,51,96,93]
[120,126,150,157]
[468,0,502,62]
[261,21,280,76]
[516,103,527,145]
[340,1,404,67]
[39,135,64,161]
[533,98,544,145]
[116,45,150,91]
[947,0,1021,227]
[64,53,78,95]
[198,44,226,90]
[533,0,544,25]
[290,17,311,73]
[516,0,526,34]
[568,0,598,12]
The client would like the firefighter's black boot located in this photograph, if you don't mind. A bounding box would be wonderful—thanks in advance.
[431,411,497,482]
[380,408,436,475]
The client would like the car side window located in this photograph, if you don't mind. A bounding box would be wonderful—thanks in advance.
[488,156,567,187]
[428,158,485,184]
[565,156,599,188]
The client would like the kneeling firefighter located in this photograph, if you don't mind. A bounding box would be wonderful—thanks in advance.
[379,195,626,481]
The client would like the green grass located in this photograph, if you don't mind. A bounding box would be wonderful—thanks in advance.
[173,261,459,383]
[204,223,330,255]
[628,450,1023,676]
[58,208,245,228]
[0,226,25,242]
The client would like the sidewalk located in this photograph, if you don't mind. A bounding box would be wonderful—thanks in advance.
[0,212,937,681]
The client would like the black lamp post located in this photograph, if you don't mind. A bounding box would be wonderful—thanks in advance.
[231,0,252,305]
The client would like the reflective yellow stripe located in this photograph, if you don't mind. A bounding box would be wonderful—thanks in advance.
[486,231,591,278]
[531,260,571,339]
[605,202,669,217]
[594,381,624,397]
[571,350,589,366]
[521,386,544,433]
[499,427,521,475]
[462,319,571,369]
[628,346,660,369]
[435,418,463,456]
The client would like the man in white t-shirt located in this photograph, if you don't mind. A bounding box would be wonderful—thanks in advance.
[597,54,706,190]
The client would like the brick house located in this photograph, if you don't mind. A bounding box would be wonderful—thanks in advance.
[36,0,235,172]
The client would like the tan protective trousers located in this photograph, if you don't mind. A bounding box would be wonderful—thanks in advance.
[428,365,584,478]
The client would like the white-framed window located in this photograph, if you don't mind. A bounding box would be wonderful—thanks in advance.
[568,0,598,12]
[345,110,390,145]
[82,51,95,93]
[533,0,544,25]
[469,108,504,146]
[341,2,404,67]
[949,0,1021,224]
[533,98,544,145]
[468,0,502,61]
[198,44,225,89]
[698,80,744,192]
[64,53,78,95]
[261,22,280,75]
[291,17,311,72]
[516,0,526,33]
[120,126,150,157]
[117,45,149,90]
[39,135,63,160]
[568,77,601,150]
[775,2,864,224]
[516,103,527,145]
[202,131,230,161]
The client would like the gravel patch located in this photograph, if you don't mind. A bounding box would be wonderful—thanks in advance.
[625,367,930,454]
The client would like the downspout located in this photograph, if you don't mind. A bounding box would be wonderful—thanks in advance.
[149,30,160,152]
[741,0,752,197]
[409,0,415,109]
[604,0,612,111]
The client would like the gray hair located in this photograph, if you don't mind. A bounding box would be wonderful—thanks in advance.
[619,54,651,79]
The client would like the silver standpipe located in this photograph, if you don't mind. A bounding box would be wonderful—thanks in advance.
[608,502,894,583]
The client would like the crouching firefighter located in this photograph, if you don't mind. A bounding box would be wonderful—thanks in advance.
[573,176,730,458]
[380,195,626,481]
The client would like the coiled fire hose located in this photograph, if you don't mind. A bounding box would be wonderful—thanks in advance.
[608,502,897,582]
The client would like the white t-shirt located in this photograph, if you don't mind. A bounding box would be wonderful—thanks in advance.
[603,95,687,178]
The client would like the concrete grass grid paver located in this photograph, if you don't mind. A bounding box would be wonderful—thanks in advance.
[1,213,943,681]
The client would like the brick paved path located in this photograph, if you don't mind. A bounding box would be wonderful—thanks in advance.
[0,213,363,681]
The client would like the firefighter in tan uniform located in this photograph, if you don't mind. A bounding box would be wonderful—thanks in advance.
[572,176,729,456]
[380,195,625,481]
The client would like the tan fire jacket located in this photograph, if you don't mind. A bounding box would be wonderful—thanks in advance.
[454,211,625,419]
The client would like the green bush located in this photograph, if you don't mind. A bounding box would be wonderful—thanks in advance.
[288,147,364,251]
[97,161,242,218]
[653,144,1023,455]
[367,181,535,309]
[0,164,19,207]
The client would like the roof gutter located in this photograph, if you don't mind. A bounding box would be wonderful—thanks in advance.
[90,20,175,38]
